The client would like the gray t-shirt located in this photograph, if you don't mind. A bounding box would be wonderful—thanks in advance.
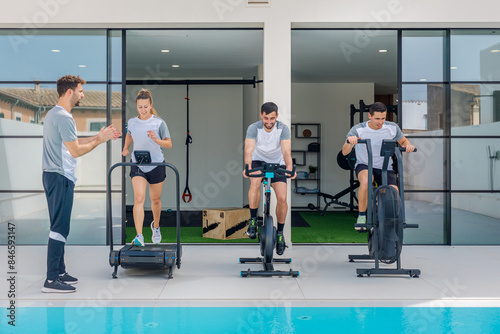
[246,120,291,165]
[42,105,79,183]
[127,115,170,173]
[347,121,404,170]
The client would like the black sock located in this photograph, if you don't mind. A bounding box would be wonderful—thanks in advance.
[250,208,257,220]
[359,211,366,217]
[277,223,284,233]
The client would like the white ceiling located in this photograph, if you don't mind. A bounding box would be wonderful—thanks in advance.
[126,29,398,94]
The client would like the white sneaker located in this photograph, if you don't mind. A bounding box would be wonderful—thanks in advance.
[355,215,367,231]
[132,234,144,247]
[151,221,162,244]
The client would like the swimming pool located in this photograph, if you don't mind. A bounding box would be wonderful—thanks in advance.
[2,307,499,333]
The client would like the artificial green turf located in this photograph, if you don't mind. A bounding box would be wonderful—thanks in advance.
[291,211,367,243]
[126,211,366,244]
[126,226,258,244]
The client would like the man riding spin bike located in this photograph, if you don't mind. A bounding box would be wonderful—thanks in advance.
[342,102,415,230]
[243,102,296,255]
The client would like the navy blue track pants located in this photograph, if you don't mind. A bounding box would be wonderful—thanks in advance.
[43,172,74,281]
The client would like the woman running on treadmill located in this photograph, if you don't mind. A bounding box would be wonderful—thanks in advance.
[122,89,172,246]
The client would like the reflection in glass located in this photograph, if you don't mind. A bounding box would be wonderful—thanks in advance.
[0,136,112,192]
[110,84,123,133]
[402,30,445,82]
[404,192,445,244]
[0,138,43,191]
[0,192,121,245]
[110,30,123,82]
[110,85,123,192]
[451,84,500,135]
[451,193,500,245]
[0,192,48,245]
[402,137,446,191]
[451,30,500,82]
[451,138,500,191]
[401,84,446,133]
[0,83,56,127]
[0,84,119,191]
[0,30,107,82]
[0,83,114,132]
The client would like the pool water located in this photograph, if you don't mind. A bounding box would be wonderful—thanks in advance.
[2,307,499,333]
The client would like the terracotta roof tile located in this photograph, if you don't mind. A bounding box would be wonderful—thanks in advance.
[0,87,121,109]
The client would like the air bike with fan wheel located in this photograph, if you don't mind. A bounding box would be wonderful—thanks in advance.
[107,151,182,279]
[239,163,299,278]
[348,139,421,278]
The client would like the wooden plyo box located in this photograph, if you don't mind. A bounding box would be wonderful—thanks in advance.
[202,208,250,240]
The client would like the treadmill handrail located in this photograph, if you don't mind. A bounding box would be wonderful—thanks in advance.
[106,162,181,267]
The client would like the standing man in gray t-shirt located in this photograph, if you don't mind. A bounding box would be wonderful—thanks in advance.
[41,75,121,293]
[342,102,414,230]
[243,102,296,255]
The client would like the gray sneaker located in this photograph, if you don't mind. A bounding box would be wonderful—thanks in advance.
[151,221,162,244]
[42,278,76,293]
[59,272,78,285]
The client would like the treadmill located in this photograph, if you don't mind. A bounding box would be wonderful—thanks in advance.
[107,152,182,279]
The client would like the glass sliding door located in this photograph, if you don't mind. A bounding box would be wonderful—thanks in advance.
[401,30,448,245]
[0,29,122,245]
[401,29,500,245]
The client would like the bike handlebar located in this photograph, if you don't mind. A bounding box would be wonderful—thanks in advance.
[347,139,417,153]
[347,138,368,144]
[245,163,296,178]
[399,146,417,153]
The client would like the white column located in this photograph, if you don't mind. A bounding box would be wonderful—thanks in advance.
[262,18,292,248]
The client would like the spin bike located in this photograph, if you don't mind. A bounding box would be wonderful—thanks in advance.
[239,163,299,278]
[348,139,421,278]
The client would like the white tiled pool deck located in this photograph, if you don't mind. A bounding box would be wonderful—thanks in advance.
[2,244,499,308]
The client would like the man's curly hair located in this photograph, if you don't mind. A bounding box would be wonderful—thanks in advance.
[56,75,86,97]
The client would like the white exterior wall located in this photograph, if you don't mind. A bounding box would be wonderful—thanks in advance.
[2,1,500,29]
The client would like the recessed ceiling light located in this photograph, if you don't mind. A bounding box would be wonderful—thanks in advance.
[78,65,86,68]
[450,66,458,70]
[172,65,180,68]
[419,78,427,81]
[378,49,388,53]
[161,49,170,53]
[51,49,60,53]
[491,49,500,53]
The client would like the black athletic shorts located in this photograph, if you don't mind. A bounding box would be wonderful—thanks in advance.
[355,164,397,187]
[130,164,166,184]
[251,160,287,184]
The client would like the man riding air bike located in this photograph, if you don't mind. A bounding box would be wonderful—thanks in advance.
[342,102,415,231]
